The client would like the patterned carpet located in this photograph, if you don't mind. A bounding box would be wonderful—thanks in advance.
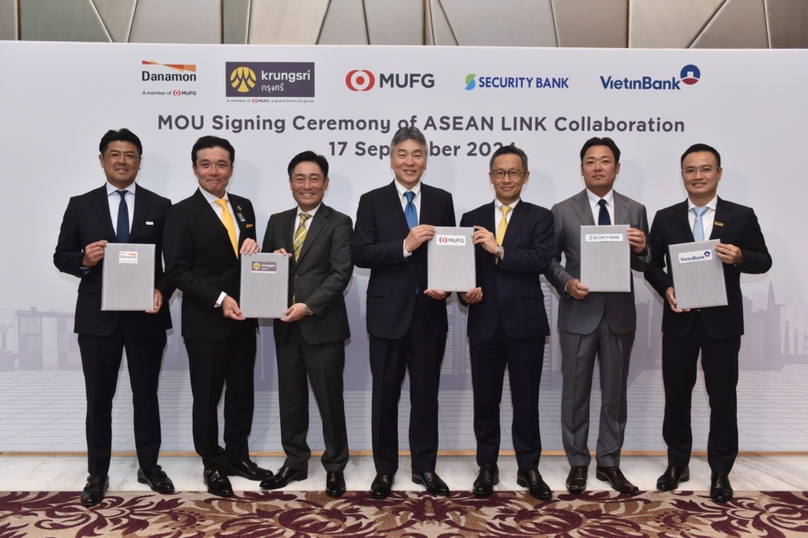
[2,490,807,538]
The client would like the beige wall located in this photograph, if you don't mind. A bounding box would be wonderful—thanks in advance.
[2,0,806,47]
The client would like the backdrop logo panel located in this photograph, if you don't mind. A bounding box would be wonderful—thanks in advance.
[464,73,570,90]
[600,64,701,90]
[345,70,435,90]
[225,62,315,98]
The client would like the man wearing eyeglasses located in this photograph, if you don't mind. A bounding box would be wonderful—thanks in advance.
[458,145,554,499]
[546,137,650,496]
[644,143,771,502]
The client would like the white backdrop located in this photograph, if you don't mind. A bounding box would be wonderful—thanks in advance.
[0,42,805,454]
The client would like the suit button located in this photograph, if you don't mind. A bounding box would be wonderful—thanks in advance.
[294,275,298,279]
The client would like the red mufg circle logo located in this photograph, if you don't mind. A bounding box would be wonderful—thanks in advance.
[345,70,376,91]
[173,90,181,96]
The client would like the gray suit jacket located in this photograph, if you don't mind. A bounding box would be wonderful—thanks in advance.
[546,189,650,335]
[262,203,353,345]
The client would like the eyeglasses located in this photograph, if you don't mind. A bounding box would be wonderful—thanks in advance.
[490,169,524,179]
[683,166,716,176]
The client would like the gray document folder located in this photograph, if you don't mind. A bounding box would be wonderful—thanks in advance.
[240,253,289,318]
[101,243,155,311]
[580,224,631,292]
[427,226,476,292]
[668,240,728,310]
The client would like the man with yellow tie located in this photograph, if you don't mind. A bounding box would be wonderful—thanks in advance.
[458,145,555,499]
[163,136,272,497]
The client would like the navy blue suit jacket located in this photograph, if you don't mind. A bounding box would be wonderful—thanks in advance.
[459,201,554,340]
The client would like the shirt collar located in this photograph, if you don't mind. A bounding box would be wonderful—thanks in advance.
[106,182,136,196]
[297,203,321,217]
[687,196,717,212]
[495,198,520,211]
[586,188,614,208]
[394,180,421,199]
[199,187,230,206]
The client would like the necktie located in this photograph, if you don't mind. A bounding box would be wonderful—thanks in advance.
[692,206,708,241]
[293,213,311,262]
[497,206,510,245]
[597,198,611,225]
[116,190,129,243]
[404,191,418,230]
[214,199,238,257]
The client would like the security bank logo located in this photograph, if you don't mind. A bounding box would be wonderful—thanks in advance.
[464,73,569,90]
[681,64,701,85]
[600,64,701,90]
[230,66,256,93]
[225,62,315,98]
[346,69,376,91]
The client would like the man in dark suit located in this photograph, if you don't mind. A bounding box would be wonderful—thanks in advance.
[353,126,456,499]
[259,151,353,498]
[545,137,650,495]
[54,128,174,507]
[644,143,771,502]
[458,145,555,499]
[163,135,271,497]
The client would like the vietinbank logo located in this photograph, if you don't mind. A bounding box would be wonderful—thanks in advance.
[600,64,701,90]
[465,73,569,91]
[345,70,434,90]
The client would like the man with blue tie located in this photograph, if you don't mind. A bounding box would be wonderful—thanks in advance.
[458,145,555,499]
[644,143,772,502]
[353,126,456,499]
[54,129,174,506]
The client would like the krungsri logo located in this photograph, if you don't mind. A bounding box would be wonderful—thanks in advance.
[230,67,257,93]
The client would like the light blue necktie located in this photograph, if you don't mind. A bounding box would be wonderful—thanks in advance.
[404,191,417,230]
[692,206,708,241]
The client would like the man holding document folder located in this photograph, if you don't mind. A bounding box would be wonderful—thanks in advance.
[54,128,174,506]
[546,137,650,496]
[458,145,555,499]
[644,143,772,502]
[259,151,353,498]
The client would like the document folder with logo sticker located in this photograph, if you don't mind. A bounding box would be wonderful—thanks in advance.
[427,226,476,292]
[668,239,727,310]
[101,243,155,311]
[580,224,631,292]
[239,252,289,318]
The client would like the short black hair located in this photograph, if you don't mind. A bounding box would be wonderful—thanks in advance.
[191,135,235,165]
[681,143,721,168]
[99,128,142,156]
[579,137,620,164]
[287,150,329,178]
[390,126,427,149]
[489,144,528,172]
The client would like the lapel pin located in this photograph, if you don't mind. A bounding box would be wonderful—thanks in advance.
[714,221,724,227]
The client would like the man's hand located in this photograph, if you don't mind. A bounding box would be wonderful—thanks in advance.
[82,240,108,267]
[222,295,246,320]
[424,289,448,300]
[665,286,689,313]
[565,278,590,300]
[240,238,260,255]
[471,226,499,255]
[460,287,483,304]
[715,242,743,265]
[274,248,290,256]
[146,289,162,314]
[627,227,647,254]
[281,303,309,323]
[404,224,436,253]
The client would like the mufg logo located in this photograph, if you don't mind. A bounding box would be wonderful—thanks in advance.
[600,64,701,90]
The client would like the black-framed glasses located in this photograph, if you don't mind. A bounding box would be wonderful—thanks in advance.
[490,169,524,179]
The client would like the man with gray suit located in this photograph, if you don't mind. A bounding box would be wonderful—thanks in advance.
[259,151,353,498]
[546,137,650,495]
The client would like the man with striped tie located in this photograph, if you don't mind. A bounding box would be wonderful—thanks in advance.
[259,151,353,498]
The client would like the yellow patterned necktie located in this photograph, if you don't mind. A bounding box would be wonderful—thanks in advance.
[497,205,510,245]
[294,213,311,261]
[214,199,238,257]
